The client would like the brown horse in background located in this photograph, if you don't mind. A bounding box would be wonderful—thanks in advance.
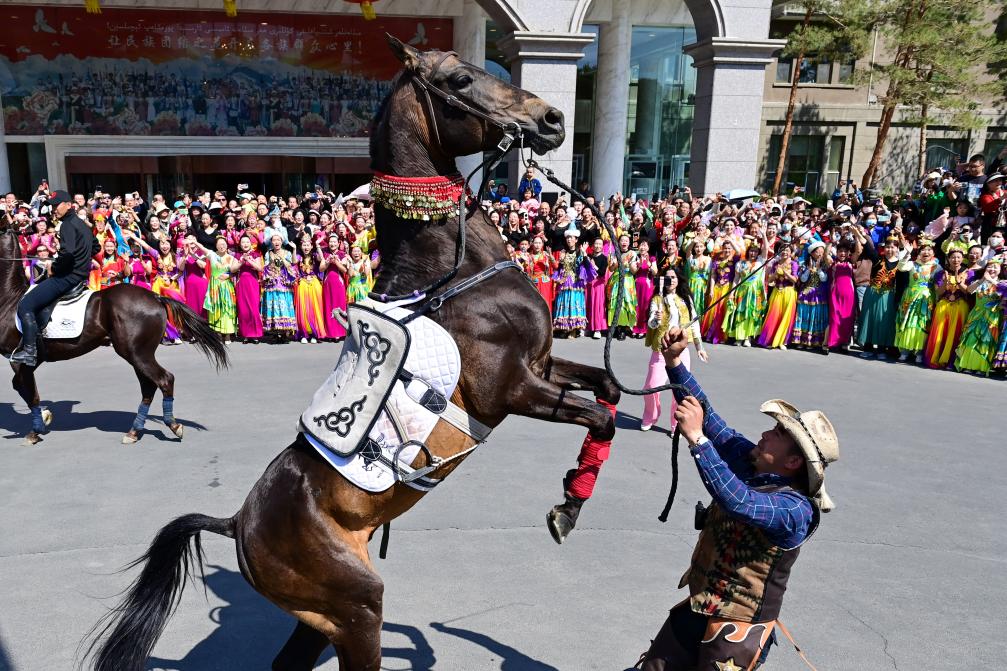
[0,227,228,444]
[85,37,619,671]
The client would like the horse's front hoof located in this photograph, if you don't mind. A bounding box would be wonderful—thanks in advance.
[41,407,52,428]
[122,430,140,445]
[23,431,42,446]
[169,423,184,439]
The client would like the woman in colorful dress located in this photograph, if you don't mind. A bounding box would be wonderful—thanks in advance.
[180,234,209,319]
[346,244,372,304]
[93,238,129,290]
[700,244,736,344]
[723,237,768,347]
[150,237,185,344]
[685,240,711,320]
[320,233,349,341]
[526,236,558,317]
[924,248,970,369]
[632,240,658,337]
[640,270,708,432]
[857,234,910,360]
[552,228,594,338]
[894,237,940,363]
[233,234,264,344]
[261,233,297,342]
[606,234,639,340]
[955,259,1007,374]
[293,235,328,344]
[757,245,799,349]
[826,233,862,352]
[585,238,610,339]
[126,237,153,291]
[200,236,237,341]
[790,240,832,351]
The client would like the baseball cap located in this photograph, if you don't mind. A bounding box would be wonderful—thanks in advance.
[48,190,72,206]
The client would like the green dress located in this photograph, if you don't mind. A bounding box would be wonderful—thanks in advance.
[723,259,767,340]
[607,251,638,327]
[203,252,236,335]
[955,281,1006,374]
[894,260,939,351]
[687,257,711,319]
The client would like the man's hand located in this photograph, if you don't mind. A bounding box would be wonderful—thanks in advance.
[674,396,705,443]
[660,327,689,367]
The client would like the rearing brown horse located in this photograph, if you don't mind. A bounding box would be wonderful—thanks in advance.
[85,37,619,671]
[0,228,228,444]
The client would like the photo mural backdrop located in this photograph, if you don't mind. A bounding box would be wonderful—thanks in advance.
[0,5,451,137]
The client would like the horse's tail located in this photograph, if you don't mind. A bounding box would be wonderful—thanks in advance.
[81,513,236,671]
[156,296,229,370]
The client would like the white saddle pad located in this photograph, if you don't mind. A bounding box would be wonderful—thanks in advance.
[303,298,462,493]
[15,286,94,339]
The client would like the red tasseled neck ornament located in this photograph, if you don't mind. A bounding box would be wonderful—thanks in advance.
[370,172,466,221]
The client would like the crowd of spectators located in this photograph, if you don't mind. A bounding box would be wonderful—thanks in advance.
[6,150,1007,376]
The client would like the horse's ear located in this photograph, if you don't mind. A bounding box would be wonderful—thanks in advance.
[386,33,422,71]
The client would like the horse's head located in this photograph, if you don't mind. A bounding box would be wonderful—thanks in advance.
[385,35,565,160]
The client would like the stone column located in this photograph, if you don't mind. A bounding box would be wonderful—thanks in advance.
[590,2,632,201]
[0,92,10,194]
[498,31,595,197]
[453,0,487,187]
[684,37,785,197]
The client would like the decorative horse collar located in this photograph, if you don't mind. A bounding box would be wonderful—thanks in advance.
[370,172,466,222]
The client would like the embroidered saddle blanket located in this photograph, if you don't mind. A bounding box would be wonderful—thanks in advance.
[300,299,467,493]
[15,284,94,339]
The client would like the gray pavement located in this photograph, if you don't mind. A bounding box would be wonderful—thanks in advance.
[0,337,1002,670]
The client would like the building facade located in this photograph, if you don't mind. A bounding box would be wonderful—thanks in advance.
[8,0,995,202]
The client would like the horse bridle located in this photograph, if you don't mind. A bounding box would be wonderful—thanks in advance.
[409,50,523,156]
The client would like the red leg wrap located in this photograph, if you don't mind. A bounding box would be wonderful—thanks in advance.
[566,399,617,500]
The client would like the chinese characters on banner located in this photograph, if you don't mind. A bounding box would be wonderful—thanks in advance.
[0,5,451,137]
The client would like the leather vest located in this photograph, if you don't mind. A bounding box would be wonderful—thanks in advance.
[679,484,819,623]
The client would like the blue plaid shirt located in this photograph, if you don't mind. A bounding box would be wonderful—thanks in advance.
[667,363,814,549]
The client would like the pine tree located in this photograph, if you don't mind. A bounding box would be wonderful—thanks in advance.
[771,0,870,196]
[859,0,1007,188]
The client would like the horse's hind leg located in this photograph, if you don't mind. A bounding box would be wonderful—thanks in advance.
[507,368,619,544]
[122,367,159,444]
[272,621,330,671]
[11,366,50,445]
[117,343,182,440]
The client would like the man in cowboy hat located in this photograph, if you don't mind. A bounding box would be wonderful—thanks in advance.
[10,190,98,368]
[635,327,839,671]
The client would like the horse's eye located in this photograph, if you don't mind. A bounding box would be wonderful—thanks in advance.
[451,74,473,89]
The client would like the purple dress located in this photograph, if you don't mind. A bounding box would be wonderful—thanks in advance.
[633,254,657,335]
[181,253,209,319]
[235,253,264,339]
[322,252,348,339]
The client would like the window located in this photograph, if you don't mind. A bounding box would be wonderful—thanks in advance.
[837,57,855,84]
[798,57,831,84]
[766,134,825,193]
[776,59,793,83]
[925,139,967,173]
[826,136,845,193]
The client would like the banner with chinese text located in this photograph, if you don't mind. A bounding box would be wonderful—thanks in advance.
[0,5,452,137]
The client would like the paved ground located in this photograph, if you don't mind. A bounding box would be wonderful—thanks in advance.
[0,336,1002,671]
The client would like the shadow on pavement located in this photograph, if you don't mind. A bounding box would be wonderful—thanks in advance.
[429,621,559,671]
[145,565,434,670]
[0,401,206,440]
[0,633,13,671]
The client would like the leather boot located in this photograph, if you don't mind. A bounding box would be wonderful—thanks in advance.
[10,313,39,368]
[546,491,586,545]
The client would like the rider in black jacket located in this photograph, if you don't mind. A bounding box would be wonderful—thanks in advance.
[11,190,98,367]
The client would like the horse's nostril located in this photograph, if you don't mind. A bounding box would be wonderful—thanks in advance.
[543,107,564,129]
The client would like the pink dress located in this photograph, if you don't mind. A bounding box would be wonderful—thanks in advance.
[585,254,609,333]
[322,252,348,339]
[235,253,264,339]
[827,260,856,347]
[129,257,152,290]
[181,254,209,318]
[633,255,656,335]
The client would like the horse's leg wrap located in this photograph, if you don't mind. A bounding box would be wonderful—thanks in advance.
[162,396,176,426]
[132,402,151,432]
[30,406,46,434]
[566,398,618,500]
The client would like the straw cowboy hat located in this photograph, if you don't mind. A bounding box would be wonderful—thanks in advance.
[759,399,839,512]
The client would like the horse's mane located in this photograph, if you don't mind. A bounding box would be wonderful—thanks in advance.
[369,70,408,171]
